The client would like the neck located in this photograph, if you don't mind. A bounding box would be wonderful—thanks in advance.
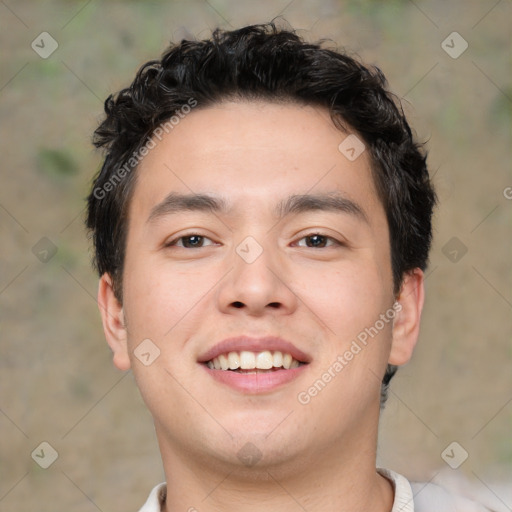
[157,424,394,512]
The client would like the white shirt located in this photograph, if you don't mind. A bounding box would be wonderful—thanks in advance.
[137,468,491,511]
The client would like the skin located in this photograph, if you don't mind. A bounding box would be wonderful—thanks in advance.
[98,100,424,512]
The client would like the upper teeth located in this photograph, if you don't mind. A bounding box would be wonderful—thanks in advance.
[207,351,301,370]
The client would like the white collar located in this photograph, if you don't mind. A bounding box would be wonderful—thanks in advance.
[378,468,415,512]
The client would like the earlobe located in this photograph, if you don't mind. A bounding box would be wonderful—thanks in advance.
[389,269,425,366]
[97,273,131,371]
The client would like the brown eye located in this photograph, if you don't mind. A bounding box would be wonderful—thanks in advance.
[296,234,339,248]
[167,234,216,248]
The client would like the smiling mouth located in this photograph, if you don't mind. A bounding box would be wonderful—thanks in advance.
[205,350,307,373]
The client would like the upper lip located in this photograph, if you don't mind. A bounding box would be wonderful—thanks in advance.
[197,336,312,364]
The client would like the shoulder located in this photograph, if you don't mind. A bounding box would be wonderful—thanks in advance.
[410,480,493,512]
[379,468,495,512]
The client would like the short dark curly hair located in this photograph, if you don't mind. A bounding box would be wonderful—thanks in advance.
[86,20,436,405]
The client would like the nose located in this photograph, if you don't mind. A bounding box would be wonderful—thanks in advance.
[215,237,299,317]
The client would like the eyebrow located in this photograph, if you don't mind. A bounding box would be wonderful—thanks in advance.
[147,192,368,224]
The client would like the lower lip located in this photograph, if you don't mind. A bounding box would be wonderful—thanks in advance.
[201,364,308,393]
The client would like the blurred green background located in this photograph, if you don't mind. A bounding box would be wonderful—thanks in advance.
[1,0,511,510]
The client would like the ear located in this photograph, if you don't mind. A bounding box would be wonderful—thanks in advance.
[389,269,425,366]
[97,273,131,371]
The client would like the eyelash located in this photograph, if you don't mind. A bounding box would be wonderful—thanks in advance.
[165,232,343,249]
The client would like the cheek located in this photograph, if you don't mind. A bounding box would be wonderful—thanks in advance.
[123,278,169,342]
[292,262,390,344]
[122,256,212,341]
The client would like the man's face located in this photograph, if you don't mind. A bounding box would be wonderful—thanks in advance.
[107,100,404,470]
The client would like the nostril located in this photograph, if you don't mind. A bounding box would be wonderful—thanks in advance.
[232,301,244,308]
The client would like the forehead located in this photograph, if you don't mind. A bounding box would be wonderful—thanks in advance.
[131,100,382,220]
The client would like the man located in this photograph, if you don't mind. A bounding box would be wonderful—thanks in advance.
[86,21,487,512]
